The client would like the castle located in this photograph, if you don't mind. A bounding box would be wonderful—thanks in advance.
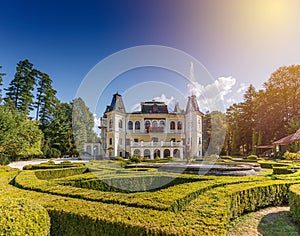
[99,93,203,159]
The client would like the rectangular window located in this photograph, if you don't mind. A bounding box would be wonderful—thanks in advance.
[126,139,130,145]
[109,138,112,145]
[134,138,139,142]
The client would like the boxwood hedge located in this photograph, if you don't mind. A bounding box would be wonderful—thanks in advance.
[3,164,300,235]
[289,184,300,222]
[0,197,50,236]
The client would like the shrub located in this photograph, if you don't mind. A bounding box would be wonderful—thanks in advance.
[247,155,258,160]
[0,198,50,235]
[60,160,72,165]
[114,156,125,161]
[283,151,300,160]
[220,156,233,160]
[273,167,296,175]
[289,184,300,222]
[47,160,56,165]
[129,155,141,163]
[34,167,87,180]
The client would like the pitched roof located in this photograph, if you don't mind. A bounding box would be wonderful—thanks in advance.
[185,95,200,113]
[273,128,300,145]
[273,134,295,145]
[291,128,300,141]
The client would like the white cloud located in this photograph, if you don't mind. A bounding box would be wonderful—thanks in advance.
[187,76,236,112]
[237,83,248,93]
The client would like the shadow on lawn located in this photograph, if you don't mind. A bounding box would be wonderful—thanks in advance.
[258,210,300,236]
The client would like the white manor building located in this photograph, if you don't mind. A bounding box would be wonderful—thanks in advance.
[99,93,203,160]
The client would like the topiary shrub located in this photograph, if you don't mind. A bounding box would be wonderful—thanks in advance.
[0,198,50,235]
[60,160,72,165]
[129,155,141,164]
[247,155,258,160]
[220,156,232,160]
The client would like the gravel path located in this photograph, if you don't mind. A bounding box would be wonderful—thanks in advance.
[8,158,88,170]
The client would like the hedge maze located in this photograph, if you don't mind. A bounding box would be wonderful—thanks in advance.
[1,160,300,235]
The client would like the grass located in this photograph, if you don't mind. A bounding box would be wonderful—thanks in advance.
[227,206,300,236]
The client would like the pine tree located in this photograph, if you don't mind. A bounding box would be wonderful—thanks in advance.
[4,59,37,115]
[35,71,57,124]
[72,97,97,152]
[0,66,6,101]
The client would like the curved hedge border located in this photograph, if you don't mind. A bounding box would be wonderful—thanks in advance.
[34,167,87,179]
[289,184,300,222]
[14,170,264,212]
[6,167,300,235]
[0,197,50,235]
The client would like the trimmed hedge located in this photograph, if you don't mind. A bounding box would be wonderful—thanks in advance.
[289,184,300,222]
[0,197,50,235]
[14,170,265,212]
[23,162,85,170]
[273,167,297,175]
[4,163,300,235]
[34,167,87,179]
[60,175,200,193]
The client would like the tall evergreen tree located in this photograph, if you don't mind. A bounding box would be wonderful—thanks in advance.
[4,59,37,115]
[42,102,77,157]
[0,66,5,101]
[35,71,57,123]
[72,97,97,152]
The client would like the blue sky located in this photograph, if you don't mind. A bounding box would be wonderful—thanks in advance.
[1,0,300,115]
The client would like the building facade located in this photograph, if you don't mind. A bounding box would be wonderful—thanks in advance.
[99,93,203,160]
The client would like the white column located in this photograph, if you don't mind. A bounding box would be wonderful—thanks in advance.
[170,149,174,157]
[150,149,154,160]
[160,149,164,158]
[180,148,184,160]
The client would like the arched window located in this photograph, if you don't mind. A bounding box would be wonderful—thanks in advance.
[152,120,158,127]
[170,121,175,130]
[119,119,122,128]
[177,121,182,130]
[145,120,151,128]
[109,119,113,129]
[128,121,133,130]
[135,121,140,130]
[159,120,165,127]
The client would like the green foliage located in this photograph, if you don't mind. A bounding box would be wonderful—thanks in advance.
[0,198,50,235]
[289,184,300,222]
[0,65,5,101]
[247,154,258,160]
[34,167,87,179]
[273,167,296,175]
[4,59,37,115]
[42,102,77,157]
[0,105,43,164]
[221,156,233,160]
[129,155,141,163]
[72,98,98,152]
[283,151,300,160]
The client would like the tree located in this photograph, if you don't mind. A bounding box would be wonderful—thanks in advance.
[203,111,226,155]
[42,102,77,157]
[0,104,43,164]
[0,65,5,101]
[4,60,37,115]
[35,71,57,123]
[72,97,97,152]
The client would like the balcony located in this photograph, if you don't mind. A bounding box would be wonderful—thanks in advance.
[146,126,164,133]
[130,140,183,148]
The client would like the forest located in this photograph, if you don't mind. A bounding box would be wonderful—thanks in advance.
[0,60,97,165]
[0,60,299,164]
[203,65,300,156]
